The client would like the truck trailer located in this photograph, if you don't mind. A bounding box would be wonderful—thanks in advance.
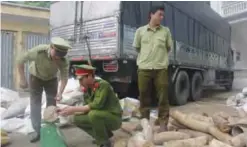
[50,1,234,105]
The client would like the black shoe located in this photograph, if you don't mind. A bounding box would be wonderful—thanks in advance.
[28,132,40,143]
[92,140,96,144]
[100,140,111,147]
[94,131,113,144]
[107,131,113,138]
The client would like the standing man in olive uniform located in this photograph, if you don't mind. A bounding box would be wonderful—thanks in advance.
[133,6,173,131]
[17,37,71,142]
[58,64,122,147]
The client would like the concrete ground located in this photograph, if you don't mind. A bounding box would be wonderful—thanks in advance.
[7,126,96,147]
[5,78,246,147]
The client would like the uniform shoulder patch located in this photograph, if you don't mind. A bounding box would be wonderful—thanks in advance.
[138,26,147,36]
[161,26,170,32]
[36,44,50,54]
[98,79,113,90]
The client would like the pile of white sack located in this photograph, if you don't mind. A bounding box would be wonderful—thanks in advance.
[1,87,31,134]
[226,87,247,117]
[0,78,82,135]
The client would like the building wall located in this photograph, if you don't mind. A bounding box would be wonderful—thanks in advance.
[210,1,223,16]
[1,2,49,19]
[1,3,50,89]
[211,1,247,17]
[210,1,247,71]
[1,31,16,89]
[231,21,247,70]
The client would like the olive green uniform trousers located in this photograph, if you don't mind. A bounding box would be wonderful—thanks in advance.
[138,68,170,125]
[74,110,122,145]
[29,75,57,134]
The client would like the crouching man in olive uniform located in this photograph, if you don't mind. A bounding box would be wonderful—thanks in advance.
[58,64,122,147]
[17,37,71,142]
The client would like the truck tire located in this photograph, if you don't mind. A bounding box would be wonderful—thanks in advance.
[225,84,232,91]
[224,80,233,91]
[190,72,203,101]
[224,74,233,91]
[173,71,190,105]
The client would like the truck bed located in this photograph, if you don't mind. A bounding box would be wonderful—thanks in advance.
[51,16,120,60]
[120,1,232,69]
[50,1,121,61]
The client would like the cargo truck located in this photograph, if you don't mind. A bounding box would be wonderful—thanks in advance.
[50,1,234,105]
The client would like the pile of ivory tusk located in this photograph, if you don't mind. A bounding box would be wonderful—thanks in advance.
[113,110,247,147]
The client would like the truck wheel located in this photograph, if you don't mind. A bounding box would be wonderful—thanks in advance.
[225,84,232,91]
[224,74,233,91]
[190,72,203,101]
[174,71,190,105]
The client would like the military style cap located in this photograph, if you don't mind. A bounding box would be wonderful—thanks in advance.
[51,37,72,57]
[73,64,96,79]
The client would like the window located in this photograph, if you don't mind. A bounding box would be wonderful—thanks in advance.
[222,1,238,7]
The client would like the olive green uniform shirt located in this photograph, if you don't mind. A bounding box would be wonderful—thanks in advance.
[133,25,173,69]
[83,79,122,116]
[17,44,69,81]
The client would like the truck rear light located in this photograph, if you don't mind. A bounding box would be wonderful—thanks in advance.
[103,60,118,72]
[92,55,113,60]
[71,57,84,61]
[71,55,115,61]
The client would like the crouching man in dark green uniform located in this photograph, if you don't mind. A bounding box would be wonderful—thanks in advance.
[58,64,122,147]
[17,37,71,142]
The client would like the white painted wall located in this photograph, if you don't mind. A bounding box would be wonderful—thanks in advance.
[210,1,247,70]
[210,1,223,16]
[231,21,247,70]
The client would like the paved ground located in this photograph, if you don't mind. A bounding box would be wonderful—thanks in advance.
[6,78,246,147]
[8,126,96,147]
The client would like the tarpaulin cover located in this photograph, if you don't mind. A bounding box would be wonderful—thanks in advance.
[120,1,231,56]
